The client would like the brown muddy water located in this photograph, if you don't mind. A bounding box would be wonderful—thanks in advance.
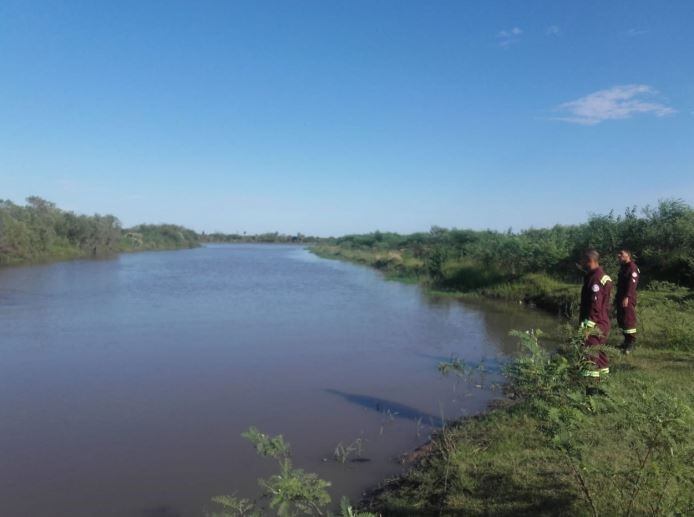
[0,244,561,516]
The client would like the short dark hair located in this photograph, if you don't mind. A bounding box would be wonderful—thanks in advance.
[583,248,600,262]
[618,248,632,257]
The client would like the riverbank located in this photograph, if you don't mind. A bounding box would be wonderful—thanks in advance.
[312,244,694,352]
[0,197,318,268]
[0,197,201,267]
[311,245,694,515]
[0,237,200,268]
[364,345,693,515]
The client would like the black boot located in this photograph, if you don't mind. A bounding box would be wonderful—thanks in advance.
[620,335,636,355]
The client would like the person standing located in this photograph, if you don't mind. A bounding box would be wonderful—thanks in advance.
[579,249,613,377]
[616,249,639,354]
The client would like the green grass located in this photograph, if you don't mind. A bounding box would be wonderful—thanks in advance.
[313,244,694,516]
[366,345,694,516]
[313,245,694,352]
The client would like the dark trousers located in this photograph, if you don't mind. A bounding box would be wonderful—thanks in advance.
[585,328,609,369]
[617,303,637,345]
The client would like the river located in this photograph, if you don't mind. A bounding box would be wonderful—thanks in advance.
[0,244,560,516]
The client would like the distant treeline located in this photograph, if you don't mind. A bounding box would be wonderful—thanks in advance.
[200,231,316,244]
[317,200,694,289]
[0,197,316,266]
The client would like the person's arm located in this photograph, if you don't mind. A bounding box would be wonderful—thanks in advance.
[587,274,611,328]
[625,266,638,302]
[579,283,594,331]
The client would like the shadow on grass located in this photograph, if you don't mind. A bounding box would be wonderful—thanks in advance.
[369,467,577,516]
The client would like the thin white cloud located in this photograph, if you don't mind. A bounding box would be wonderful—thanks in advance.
[497,27,522,48]
[546,25,561,36]
[555,85,676,125]
[626,28,649,37]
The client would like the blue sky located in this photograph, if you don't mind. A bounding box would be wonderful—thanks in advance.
[1,1,692,236]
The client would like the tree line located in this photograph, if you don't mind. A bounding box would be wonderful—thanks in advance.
[0,197,317,266]
[321,200,694,289]
[199,231,314,244]
[4,197,692,288]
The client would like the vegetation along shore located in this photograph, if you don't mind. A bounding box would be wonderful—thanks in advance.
[308,200,693,515]
[2,196,692,515]
[0,196,317,267]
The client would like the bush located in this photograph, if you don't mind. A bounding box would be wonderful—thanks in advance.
[322,200,694,288]
[505,330,693,516]
[418,330,694,516]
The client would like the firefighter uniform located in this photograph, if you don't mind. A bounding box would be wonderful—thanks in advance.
[579,266,613,374]
[616,260,639,347]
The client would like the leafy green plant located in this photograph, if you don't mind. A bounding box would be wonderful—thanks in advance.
[210,428,378,517]
[504,329,693,516]
[425,245,448,283]
[211,427,330,516]
[338,497,375,517]
[604,387,693,516]
[209,494,259,517]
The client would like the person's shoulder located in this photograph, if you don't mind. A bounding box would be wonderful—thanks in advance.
[598,268,612,285]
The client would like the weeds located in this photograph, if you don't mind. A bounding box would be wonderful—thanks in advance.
[415,417,424,438]
[211,427,330,516]
[333,438,365,465]
[502,329,694,515]
[209,495,257,517]
[210,428,377,517]
[437,356,470,378]
[368,330,694,515]
[338,497,376,517]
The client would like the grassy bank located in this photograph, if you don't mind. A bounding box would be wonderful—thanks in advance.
[312,244,694,352]
[366,340,693,515]
[311,221,694,515]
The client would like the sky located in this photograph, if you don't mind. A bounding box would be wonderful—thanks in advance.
[1,1,693,236]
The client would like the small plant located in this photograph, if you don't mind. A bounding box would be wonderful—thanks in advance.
[333,438,365,464]
[338,497,376,517]
[211,427,331,516]
[503,329,693,516]
[437,356,470,378]
[415,417,424,438]
[608,387,692,516]
[425,246,448,283]
[210,428,379,517]
[243,426,291,460]
[209,494,258,517]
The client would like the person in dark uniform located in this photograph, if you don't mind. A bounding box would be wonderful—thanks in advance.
[616,249,639,354]
[579,249,613,377]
